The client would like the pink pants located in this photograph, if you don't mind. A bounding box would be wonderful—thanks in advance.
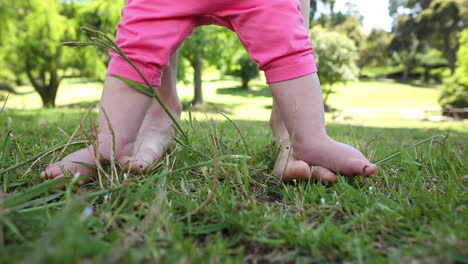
[108,0,317,86]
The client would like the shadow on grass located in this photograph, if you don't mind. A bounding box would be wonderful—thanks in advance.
[361,78,441,89]
[181,100,240,115]
[216,84,271,98]
[58,100,100,109]
[64,78,103,85]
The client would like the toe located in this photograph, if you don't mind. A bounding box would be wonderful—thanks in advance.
[344,159,377,177]
[282,160,311,181]
[311,166,337,183]
[363,164,378,176]
[117,156,147,173]
[41,165,63,179]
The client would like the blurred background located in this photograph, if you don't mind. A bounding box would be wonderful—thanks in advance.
[0,0,467,123]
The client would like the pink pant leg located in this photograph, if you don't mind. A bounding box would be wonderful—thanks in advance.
[107,0,197,86]
[216,0,317,83]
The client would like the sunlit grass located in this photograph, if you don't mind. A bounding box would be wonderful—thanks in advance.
[0,75,467,262]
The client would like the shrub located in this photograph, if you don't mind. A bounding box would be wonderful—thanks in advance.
[439,30,468,118]
[311,26,359,107]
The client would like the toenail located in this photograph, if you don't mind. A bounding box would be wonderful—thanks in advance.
[362,165,369,174]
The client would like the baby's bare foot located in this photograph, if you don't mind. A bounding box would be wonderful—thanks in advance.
[270,101,337,182]
[273,139,337,182]
[41,102,180,179]
[293,136,378,177]
[117,102,178,173]
[41,145,97,180]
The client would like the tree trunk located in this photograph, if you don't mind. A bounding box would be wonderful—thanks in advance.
[241,77,249,90]
[25,59,60,108]
[443,32,458,75]
[191,51,203,105]
[448,55,456,75]
[38,81,59,108]
[402,61,411,81]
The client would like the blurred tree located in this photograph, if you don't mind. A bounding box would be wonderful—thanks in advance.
[389,15,423,80]
[179,26,227,105]
[0,1,27,87]
[0,0,123,107]
[225,54,259,90]
[417,0,463,74]
[417,49,448,82]
[71,0,124,80]
[439,30,468,117]
[360,29,393,70]
[309,0,337,27]
[335,16,366,74]
[311,26,358,107]
[7,0,78,107]
[389,0,465,75]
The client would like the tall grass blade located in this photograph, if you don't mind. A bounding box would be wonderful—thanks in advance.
[1,131,12,169]
[375,135,446,165]
[61,41,96,47]
[2,217,25,240]
[0,93,9,113]
[113,75,155,97]
[0,140,86,176]
[1,131,13,192]
[219,113,251,156]
[3,177,70,209]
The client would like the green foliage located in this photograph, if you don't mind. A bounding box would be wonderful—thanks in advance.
[439,30,468,113]
[311,26,359,105]
[226,54,259,90]
[0,0,123,107]
[390,0,465,76]
[180,26,245,104]
[360,29,393,70]
[12,0,78,107]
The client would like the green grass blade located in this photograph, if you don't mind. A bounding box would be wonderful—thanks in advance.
[1,131,12,169]
[3,177,70,209]
[0,140,84,176]
[112,75,155,97]
[13,192,64,210]
[219,113,251,156]
[2,217,25,241]
[71,161,97,169]
[375,135,446,165]
[0,93,9,113]
[61,41,97,47]
[17,189,114,214]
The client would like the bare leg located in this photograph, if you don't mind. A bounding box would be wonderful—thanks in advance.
[271,0,337,182]
[270,73,378,177]
[119,54,182,172]
[41,54,181,179]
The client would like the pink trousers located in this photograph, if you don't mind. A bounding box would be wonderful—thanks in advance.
[108,0,317,86]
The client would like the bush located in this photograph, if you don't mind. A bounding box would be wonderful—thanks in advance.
[226,54,259,90]
[311,26,359,106]
[439,30,468,118]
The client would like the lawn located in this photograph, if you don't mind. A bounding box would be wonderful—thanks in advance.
[0,77,466,263]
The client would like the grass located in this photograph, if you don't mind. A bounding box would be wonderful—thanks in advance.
[0,76,467,263]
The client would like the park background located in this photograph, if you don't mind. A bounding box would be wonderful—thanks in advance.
[0,0,467,263]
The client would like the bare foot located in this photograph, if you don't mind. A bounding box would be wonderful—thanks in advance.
[270,102,337,182]
[269,74,378,178]
[40,145,97,180]
[117,97,180,173]
[293,136,378,177]
[41,55,181,180]
[41,97,181,180]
